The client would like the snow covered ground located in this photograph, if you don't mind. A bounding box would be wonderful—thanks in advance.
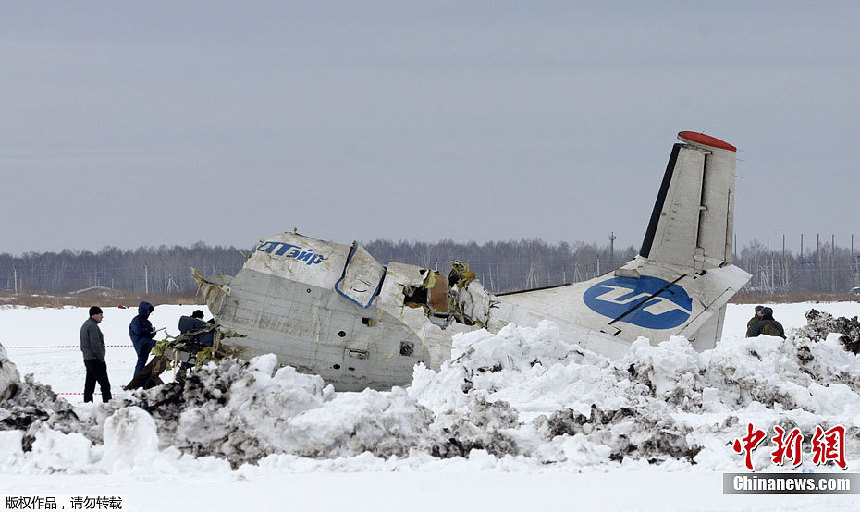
[1,302,860,511]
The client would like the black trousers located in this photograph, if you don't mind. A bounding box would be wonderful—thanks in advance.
[83,359,112,403]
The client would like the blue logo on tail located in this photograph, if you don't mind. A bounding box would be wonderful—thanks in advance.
[584,275,692,329]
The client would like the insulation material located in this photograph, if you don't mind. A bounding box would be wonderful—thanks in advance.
[455,281,494,327]
[428,272,449,314]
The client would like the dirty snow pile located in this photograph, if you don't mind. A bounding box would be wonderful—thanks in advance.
[1,310,860,474]
[0,345,86,462]
[795,309,860,354]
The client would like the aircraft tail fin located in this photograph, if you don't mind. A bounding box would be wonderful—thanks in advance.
[639,131,737,271]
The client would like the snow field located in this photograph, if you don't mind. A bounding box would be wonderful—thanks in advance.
[1,301,860,511]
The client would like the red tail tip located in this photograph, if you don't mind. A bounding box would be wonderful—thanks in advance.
[678,131,736,152]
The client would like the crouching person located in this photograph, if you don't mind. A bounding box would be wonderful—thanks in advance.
[178,310,215,347]
[174,310,215,384]
[747,307,786,339]
[80,306,112,403]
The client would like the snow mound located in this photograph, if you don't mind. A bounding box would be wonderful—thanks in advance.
[2,313,860,473]
[0,344,88,453]
[102,407,159,469]
[28,424,92,472]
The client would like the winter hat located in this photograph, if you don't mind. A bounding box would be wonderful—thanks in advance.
[762,307,773,316]
[755,305,764,312]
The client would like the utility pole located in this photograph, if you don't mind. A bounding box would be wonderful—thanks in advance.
[608,232,616,269]
[13,268,17,294]
[144,263,149,294]
[832,234,836,293]
[780,236,786,292]
[771,252,775,293]
[852,234,857,287]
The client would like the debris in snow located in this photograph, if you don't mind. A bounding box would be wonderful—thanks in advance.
[0,364,88,453]
[429,397,520,458]
[535,405,701,464]
[795,309,860,354]
[3,311,860,473]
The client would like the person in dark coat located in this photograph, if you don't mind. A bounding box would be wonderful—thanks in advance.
[747,307,786,339]
[177,310,214,347]
[129,301,157,378]
[745,305,766,337]
[80,306,112,402]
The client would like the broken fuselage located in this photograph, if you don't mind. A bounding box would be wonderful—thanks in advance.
[194,131,751,391]
[193,235,496,391]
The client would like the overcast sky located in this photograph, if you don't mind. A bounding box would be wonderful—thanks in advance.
[2,1,858,256]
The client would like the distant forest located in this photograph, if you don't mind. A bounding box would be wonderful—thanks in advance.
[0,237,858,295]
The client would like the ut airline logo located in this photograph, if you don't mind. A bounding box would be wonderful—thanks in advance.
[583,275,692,329]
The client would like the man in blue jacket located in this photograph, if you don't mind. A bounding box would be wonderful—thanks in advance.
[129,301,157,378]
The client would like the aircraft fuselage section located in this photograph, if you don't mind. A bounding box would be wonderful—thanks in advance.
[214,268,431,392]
[194,131,752,391]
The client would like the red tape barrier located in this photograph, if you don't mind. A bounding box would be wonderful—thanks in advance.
[3,345,133,349]
[55,392,129,396]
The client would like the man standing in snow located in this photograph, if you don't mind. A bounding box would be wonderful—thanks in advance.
[80,306,112,403]
[745,305,766,337]
[747,307,786,339]
[129,301,157,378]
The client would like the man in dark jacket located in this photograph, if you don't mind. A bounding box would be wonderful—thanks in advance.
[80,306,112,402]
[747,307,786,339]
[178,310,214,347]
[745,305,766,337]
[129,301,157,378]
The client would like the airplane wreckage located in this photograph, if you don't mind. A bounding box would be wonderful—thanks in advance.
[192,131,751,391]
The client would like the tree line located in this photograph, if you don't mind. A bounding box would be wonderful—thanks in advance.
[0,238,857,295]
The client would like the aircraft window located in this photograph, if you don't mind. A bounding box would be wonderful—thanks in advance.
[399,341,413,357]
[337,330,346,337]
[362,317,375,327]
[347,349,368,360]
[332,364,340,370]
